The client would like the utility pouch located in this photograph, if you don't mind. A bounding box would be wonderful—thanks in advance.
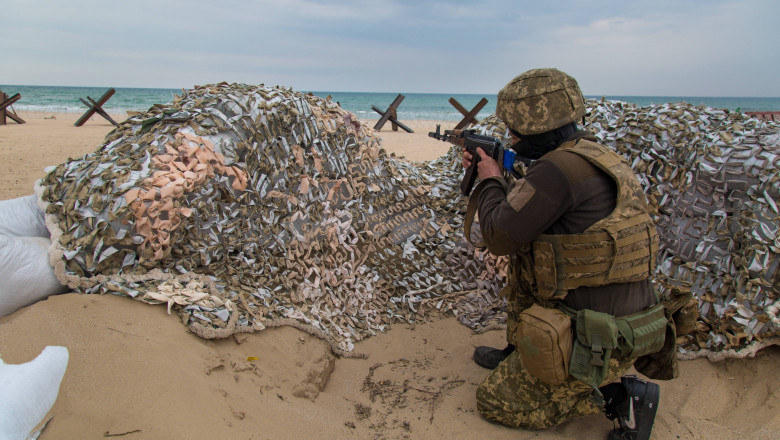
[614,302,667,359]
[634,287,693,380]
[514,304,573,385]
[633,310,678,380]
[569,309,619,389]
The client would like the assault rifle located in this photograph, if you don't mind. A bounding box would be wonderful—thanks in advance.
[428,125,524,196]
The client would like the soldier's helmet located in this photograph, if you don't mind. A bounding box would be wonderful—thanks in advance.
[496,68,586,136]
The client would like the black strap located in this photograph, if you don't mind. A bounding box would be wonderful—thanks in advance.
[464,180,489,249]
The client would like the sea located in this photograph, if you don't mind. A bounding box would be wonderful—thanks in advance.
[2,85,779,121]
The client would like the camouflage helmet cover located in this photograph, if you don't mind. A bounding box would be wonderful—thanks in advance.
[496,68,587,135]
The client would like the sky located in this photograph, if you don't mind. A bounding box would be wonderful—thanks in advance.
[2,0,779,97]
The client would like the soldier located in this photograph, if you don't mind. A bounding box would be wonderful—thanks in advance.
[462,68,674,440]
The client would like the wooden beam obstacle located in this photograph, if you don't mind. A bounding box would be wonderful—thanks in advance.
[450,97,488,130]
[75,88,119,127]
[0,90,26,125]
[372,94,413,133]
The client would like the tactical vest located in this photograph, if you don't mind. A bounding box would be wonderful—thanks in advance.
[529,138,659,301]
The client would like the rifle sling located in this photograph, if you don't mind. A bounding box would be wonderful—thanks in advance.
[464,179,489,249]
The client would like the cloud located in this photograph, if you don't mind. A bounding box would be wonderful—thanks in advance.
[498,1,780,96]
[1,0,777,95]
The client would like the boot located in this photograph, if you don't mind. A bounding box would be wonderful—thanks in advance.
[472,344,515,369]
[602,375,660,440]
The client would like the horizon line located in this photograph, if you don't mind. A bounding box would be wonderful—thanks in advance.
[1,84,779,100]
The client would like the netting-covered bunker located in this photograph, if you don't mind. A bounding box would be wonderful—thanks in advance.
[36,83,779,358]
[37,84,503,354]
[587,100,779,358]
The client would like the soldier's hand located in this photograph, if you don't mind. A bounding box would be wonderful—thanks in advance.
[475,148,501,180]
[461,148,473,169]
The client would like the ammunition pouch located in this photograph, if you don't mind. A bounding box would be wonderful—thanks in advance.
[633,309,678,380]
[634,287,694,380]
[569,309,619,389]
[568,303,667,389]
[615,302,667,359]
[514,304,573,385]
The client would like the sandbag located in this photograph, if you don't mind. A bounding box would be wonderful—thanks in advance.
[0,236,68,317]
[0,346,69,440]
[0,195,49,238]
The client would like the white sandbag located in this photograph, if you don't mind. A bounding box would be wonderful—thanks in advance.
[0,195,49,238]
[0,236,68,318]
[0,346,69,440]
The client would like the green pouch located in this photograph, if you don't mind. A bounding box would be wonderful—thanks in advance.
[633,287,693,380]
[569,309,618,389]
[615,302,667,358]
[634,313,678,380]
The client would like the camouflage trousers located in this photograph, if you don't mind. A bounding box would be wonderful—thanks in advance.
[477,295,634,429]
[476,351,633,429]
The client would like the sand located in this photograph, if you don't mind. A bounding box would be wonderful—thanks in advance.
[1,112,778,440]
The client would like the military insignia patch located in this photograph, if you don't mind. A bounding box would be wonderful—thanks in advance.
[507,179,536,212]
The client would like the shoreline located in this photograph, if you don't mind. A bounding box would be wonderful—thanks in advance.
[4,85,780,114]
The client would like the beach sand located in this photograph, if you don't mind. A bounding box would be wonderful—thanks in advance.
[1,112,778,440]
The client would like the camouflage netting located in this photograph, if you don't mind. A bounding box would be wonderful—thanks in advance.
[37,83,504,355]
[36,84,778,359]
[587,100,780,360]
